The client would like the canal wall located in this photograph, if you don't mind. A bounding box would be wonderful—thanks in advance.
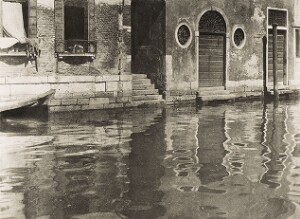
[0,75,133,112]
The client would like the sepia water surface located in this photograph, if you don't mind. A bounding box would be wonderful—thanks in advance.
[1,100,300,219]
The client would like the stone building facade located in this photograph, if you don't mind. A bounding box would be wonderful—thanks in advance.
[0,0,300,111]
[0,0,134,111]
[132,0,300,101]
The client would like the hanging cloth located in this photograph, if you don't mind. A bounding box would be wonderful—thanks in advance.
[0,1,27,49]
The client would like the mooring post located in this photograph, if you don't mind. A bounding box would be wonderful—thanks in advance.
[262,36,268,96]
[272,24,279,101]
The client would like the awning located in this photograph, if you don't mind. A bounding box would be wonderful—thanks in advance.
[0,38,19,49]
[0,1,27,49]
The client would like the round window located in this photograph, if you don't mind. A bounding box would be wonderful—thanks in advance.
[176,24,192,48]
[233,28,245,48]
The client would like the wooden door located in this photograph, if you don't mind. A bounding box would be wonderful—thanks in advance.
[198,11,226,87]
[199,33,225,87]
[268,30,287,84]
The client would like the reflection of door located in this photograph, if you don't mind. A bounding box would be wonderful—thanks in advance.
[199,11,226,87]
[268,30,287,84]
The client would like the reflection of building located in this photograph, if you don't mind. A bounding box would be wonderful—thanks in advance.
[260,105,289,189]
[122,113,167,219]
[197,110,228,185]
[159,105,300,219]
[223,108,266,182]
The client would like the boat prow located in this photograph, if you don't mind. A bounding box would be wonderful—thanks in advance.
[0,89,55,113]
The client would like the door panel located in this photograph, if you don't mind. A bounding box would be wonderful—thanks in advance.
[268,30,287,83]
[199,34,225,87]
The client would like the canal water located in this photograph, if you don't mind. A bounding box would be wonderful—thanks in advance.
[1,100,300,219]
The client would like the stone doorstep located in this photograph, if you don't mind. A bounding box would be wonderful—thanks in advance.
[132,89,159,96]
[132,95,162,102]
[132,74,148,79]
[198,94,237,102]
[132,84,155,90]
[132,78,152,85]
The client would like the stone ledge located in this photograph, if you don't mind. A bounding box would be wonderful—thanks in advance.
[48,76,96,83]
[5,76,48,84]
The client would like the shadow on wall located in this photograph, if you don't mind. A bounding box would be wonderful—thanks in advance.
[131,0,166,93]
[95,3,120,70]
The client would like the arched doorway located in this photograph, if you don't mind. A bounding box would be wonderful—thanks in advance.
[198,11,226,87]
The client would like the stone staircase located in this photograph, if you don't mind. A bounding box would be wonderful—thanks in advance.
[131,74,164,107]
[196,88,236,104]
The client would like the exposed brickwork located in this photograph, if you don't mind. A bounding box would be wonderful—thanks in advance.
[0,0,132,77]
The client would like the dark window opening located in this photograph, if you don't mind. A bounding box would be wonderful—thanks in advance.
[233,28,245,48]
[268,9,287,27]
[64,5,91,53]
[296,29,300,58]
[177,24,191,46]
[64,6,87,41]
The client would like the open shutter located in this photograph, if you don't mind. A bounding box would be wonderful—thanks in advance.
[28,0,37,38]
[55,0,64,52]
[88,0,95,41]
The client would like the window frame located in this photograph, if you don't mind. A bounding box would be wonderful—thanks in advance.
[55,0,96,57]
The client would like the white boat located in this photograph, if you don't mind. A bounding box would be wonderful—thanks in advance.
[0,89,55,113]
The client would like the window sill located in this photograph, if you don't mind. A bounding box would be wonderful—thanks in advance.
[55,52,96,59]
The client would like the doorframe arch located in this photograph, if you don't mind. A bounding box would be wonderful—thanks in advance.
[195,7,231,89]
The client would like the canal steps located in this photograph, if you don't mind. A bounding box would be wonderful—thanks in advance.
[131,74,164,107]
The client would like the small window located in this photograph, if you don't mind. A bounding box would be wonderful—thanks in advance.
[296,29,300,58]
[176,23,192,48]
[233,28,246,49]
[268,9,287,27]
[64,5,88,53]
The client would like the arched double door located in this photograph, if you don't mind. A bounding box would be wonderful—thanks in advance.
[198,11,226,87]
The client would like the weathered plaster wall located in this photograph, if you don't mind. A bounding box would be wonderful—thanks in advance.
[164,0,295,92]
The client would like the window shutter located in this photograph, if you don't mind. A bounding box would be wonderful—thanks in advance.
[28,0,37,38]
[55,0,64,52]
[88,0,95,41]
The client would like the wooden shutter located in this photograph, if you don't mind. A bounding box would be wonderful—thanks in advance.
[55,0,64,52]
[28,0,37,38]
[268,30,286,83]
[88,0,95,41]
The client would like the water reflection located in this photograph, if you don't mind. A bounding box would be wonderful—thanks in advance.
[1,102,300,218]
